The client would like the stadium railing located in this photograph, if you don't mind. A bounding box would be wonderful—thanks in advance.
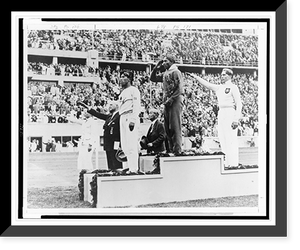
[98,53,258,67]
[26,48,258,68]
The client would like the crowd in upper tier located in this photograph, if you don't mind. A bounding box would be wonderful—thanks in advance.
[27,29,258,66]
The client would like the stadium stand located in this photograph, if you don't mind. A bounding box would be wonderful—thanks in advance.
[26,29,259,144]
[27,29,258,67]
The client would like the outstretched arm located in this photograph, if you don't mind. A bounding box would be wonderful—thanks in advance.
[186,72,219,92]
[66,116,84,125]
[88,109,109,121]
[77,101,109,120]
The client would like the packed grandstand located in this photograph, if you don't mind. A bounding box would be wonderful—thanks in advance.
[27,29,258,66]
[27,29,259,140]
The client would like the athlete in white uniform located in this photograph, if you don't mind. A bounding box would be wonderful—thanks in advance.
[187,69,242,168]
[118,70,141,172]
[67,110,97,170]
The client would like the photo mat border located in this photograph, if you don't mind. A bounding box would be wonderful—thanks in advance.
[5,5,286,237]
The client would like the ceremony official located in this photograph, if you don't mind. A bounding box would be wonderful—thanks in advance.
[140,108,166,154]
[150,54,184,155]
[187,69,242,169]
[118,70,141,173]
[85,101,122,170]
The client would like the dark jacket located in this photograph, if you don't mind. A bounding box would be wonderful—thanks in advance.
[88,109,120,151]
[141,120,166,153]
[43,142,52,152]
[150,64,183,105]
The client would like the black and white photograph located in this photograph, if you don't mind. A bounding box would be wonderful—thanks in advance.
[8,8,288,238]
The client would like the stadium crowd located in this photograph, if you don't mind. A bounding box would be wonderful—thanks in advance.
[28,61,100,77]
[27,65,258,137]
[27,29,258,66]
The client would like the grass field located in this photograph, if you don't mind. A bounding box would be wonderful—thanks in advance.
[27,151,258,209]
[27,186,258,209]
[27,186,92,208]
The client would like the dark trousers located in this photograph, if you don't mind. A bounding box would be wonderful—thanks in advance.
[106,150,123,170]
[164,95,183,154]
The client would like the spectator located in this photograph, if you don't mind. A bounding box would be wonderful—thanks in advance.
[56,141,62,152]
[140,108,166,154]
[27,66,258,143]
[27,29,258,67]
[30,139,37,152]
[51,138,56,152]
[247,138,256,147]
[189,134,203,149]
[43,139,52,152]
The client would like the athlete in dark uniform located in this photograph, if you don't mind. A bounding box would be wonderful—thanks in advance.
[150,54,184,155]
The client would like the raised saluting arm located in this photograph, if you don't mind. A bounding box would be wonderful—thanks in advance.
[186,72,220,92]
[150,60,164,83]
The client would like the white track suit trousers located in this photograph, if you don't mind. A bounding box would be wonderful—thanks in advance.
[217,107,239,167]
[120,113,140,172]
[77,143,94,170]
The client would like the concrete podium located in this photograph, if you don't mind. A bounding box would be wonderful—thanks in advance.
[83,155,258,208]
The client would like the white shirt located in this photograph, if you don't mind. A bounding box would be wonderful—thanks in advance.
[81,118,97,145]
[118,86,141,119]
[148,118,158,133]
[151,118,158,126]
[215,80,242,120]
[31,141,37,151]
[68,116,97,146]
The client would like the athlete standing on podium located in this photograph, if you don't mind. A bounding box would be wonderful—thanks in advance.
[187,69,242,169]
[150,54,184,155]
[118,70,141,173]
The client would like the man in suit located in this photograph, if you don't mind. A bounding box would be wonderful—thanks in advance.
[81,101,122,170]
[140,108,166,154]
